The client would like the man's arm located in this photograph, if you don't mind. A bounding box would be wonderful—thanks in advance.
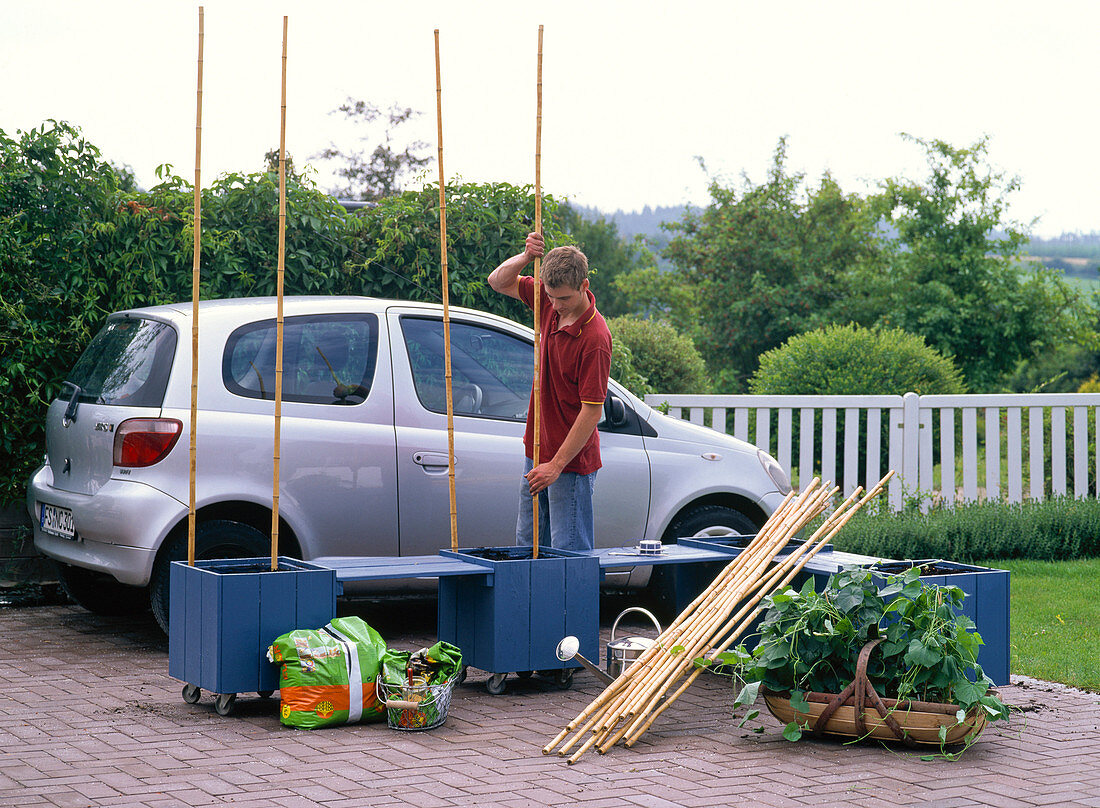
[525,401,603,495]
[487,231,544,299]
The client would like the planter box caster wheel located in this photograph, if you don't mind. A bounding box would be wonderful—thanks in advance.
[257,690,275,699]
[515,670,533,679]
[486,673,508,695]
[182,684,201,704]
[214,693,237,716]
[552,669,574,690]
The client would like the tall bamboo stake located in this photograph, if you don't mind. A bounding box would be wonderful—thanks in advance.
[270,16,288,572]
[187,6,203,566]
[531,24,544,560]
[435,30,458,552]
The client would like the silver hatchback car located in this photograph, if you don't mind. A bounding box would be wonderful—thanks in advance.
[28,296,791,631]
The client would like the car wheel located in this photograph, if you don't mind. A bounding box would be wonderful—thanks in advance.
[54,562,151,616]
[149,520,270,635]
[648,505,758,619]
[661,504,758,542]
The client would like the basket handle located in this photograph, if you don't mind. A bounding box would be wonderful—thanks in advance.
[383,699,421,710]
[610,607,663,643]
[812,638,910,744]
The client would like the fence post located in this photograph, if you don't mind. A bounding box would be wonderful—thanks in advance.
[901,392,920,507]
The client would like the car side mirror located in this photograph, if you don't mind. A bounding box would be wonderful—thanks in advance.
[607,395,628,427]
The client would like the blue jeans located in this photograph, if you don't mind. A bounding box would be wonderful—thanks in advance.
[515,457,597,552]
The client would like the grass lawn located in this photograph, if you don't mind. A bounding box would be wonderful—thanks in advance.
[982,557,1100,692]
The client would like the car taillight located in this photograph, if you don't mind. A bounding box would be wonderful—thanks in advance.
[113,418,183,467]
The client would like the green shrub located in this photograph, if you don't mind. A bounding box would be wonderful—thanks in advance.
[832,496,1100,563]
[749,323,966,395]
[607,317,710,396]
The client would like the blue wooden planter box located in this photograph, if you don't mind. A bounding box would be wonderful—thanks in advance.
[168,557,337,697]
[866,559,1010,687]
[436,547,600,676]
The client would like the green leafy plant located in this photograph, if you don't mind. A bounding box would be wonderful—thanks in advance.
[717,567,1009,748]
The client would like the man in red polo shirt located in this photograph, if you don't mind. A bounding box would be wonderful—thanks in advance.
[487,232,612,551]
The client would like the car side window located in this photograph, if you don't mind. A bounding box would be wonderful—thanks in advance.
[401,316,532,420]
[223,314,379,405]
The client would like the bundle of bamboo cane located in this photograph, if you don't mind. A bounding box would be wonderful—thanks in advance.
[543,471,894,763]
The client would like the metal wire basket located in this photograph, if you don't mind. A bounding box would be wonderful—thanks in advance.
[377,675,456,731]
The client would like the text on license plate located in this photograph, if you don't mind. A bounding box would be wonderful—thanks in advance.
[40,503,75,539]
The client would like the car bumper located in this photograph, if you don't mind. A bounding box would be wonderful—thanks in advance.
[27,464,182,586]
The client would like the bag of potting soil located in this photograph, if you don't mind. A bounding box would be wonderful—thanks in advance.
[267,616,387,729]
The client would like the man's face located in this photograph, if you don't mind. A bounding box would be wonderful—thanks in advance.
[546,279,589,320]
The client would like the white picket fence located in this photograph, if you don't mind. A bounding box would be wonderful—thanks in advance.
[644,392,1100,510]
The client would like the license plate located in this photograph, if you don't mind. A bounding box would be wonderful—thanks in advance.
[40,503,75,539]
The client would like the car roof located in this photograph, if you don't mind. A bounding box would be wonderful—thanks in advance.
[114,296,531,334]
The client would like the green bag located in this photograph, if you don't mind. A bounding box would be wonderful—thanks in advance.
[267,616,387,729]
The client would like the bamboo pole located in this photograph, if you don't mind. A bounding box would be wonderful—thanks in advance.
[187,7,203,566]
[530,25,544,559]
[270,16,288,572]
[435,30,458,552]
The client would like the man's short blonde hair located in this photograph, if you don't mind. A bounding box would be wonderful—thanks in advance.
[541,245,588,290]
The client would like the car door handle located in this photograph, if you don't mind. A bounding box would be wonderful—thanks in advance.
[412,452,453,468]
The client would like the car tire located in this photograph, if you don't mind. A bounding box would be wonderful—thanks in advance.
[149,520,270,635]
[661,504,758,542]
[648,505,758,619]
[54,562,151,616]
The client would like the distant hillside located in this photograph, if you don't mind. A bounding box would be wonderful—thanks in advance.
[572,204,690,241]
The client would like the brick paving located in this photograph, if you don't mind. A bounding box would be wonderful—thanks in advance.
[1,600,1099,808]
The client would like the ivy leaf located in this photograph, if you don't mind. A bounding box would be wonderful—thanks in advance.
[734,680,761,708]
[789,690,811,712]
[782,721,804,742]
[737,709,760,727]
[905,639,943,668]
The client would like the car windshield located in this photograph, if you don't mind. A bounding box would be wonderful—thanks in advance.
[66,316,177,407]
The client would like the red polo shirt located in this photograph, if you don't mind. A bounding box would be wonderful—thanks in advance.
[518,276,612,475]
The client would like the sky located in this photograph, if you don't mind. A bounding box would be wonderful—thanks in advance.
[2,0,1098,238]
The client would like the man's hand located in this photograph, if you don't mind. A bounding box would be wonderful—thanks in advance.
[525,460,562,496]
[523,231,545,262]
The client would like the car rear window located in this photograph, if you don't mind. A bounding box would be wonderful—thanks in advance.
[223,314,379,405]
[65,316,177,407]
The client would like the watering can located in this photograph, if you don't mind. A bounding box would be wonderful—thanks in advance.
[606,607,662,678]
[555,607,663,685]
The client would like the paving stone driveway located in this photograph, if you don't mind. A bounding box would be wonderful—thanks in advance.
[2,601,1098,808]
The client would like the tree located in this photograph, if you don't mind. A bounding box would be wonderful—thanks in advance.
[853,136,1095,391]
[656,141,881,391]
[313,99,431,201]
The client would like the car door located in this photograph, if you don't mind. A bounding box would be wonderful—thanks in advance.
[220,311,400,559]
[389,307,650,555]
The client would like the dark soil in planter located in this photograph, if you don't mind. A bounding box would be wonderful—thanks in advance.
[461,547,538,561]
[871,560,969,576]
[202,561,305,575]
